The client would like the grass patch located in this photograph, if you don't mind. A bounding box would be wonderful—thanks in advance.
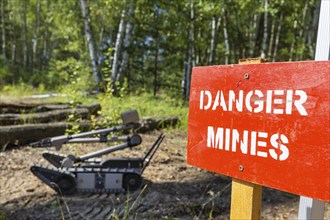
[100,92,188,131]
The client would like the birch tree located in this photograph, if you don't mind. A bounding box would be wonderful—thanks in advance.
[79,0,100,90]
[118,0,135,83]
[32,0,41,72]
[223,9,229,65]
[22,0,27,67]
[249,14,258,57]
[182,0,195,99]
[267,19,275,60]
[111,0,126,87]
[208,16,216,64]
[261,0,268,59]
[272,12,283,62]
[296,1,308,60]
[1,0,6,60]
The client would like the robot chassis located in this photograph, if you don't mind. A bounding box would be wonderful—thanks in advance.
[30,110,164,195]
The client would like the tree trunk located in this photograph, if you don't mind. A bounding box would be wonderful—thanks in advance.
[153,28,159,96]
[79,0,100,91]
[267,19,275,61]
[111,0,126,88]
[223,12,230,65]
[249,14,258,57]
[190,1,195,68]
[184,0,195,99]
[22,0,28,67]
[261,0,268,59]
[297,1,308,60]
[1,0,6,60]
[32,0,41,73]
[42,1,50,70]
[308,0,321,58]
[118,0,135,83]
[289,20,297,61]
[10,1,16,65]
[272,12,283,62]
[208,16,216,65]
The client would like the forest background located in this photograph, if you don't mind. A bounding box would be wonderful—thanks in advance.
[0,0,321,120]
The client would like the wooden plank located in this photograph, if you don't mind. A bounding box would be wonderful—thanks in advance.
[229,57,264,220]
[230,179,262,220]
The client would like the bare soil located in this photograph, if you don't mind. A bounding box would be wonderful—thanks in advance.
[0,131,329,219]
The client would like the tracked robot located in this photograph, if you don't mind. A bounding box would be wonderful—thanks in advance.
[30,110,164,195]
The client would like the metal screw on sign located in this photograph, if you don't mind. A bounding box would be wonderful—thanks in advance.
[239,165,244,172]
[244,73,249,79]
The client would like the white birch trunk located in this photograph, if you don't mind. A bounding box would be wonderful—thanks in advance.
[187,0,195,98]
[10,0,16,64]
[190,1,195,68]
[1,0,6,60]
[208,16,216,64]
[223,12,229,65]
[267,20,275,61]
[79,0,100,90]
[308,0,321,58]
[32,0,40,71]
[111,0,126,84]
[289,20,297,61]
[118,0,135,82]
[42,1,50,69]
[22,0,27,67]
[272,12,283,62]
[261,0,268,59]
[297,1,308,60]
[153,31,159,96]
[249,14,258,57]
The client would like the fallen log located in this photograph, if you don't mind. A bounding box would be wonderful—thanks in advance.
[0,116,180,149]
[0,122,93,148]
[0,103,101,126]
[0,108,91,126]
[0,102,100,114]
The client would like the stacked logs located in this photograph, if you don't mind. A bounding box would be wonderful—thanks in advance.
[0,102,179,148]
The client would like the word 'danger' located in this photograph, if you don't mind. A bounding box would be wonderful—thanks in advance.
[200,89,308,115]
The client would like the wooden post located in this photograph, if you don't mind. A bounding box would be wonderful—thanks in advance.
[230,58,266,220]
[231,179,262,219]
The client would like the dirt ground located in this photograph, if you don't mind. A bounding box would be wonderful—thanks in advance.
[0,131,329,220]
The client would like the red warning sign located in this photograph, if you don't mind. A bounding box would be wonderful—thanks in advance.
[187,61,330,202]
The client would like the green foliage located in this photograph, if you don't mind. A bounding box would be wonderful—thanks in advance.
[0,82,37,97]
[97,79,121,127]
[101,92,189,131]
[61,59,87,134]
[0,0,320,100]
[0,65,12,86]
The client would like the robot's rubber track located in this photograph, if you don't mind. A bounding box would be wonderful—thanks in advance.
[31,164,142,195]
[30,164,77,195]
